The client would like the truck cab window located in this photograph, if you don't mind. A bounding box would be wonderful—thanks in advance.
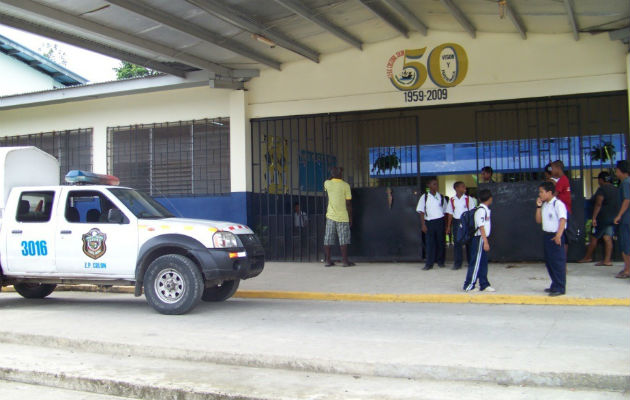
[65,190,128,224]
[16,191,55,223]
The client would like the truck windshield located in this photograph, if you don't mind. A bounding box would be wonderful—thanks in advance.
[108,188,175,219]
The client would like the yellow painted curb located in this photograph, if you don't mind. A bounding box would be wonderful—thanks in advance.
[234,290,630,307]
[3,286,628,306]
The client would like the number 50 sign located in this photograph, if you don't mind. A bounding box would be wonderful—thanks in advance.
[386,43,469,91]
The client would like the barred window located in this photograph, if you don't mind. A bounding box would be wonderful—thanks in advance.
[107,119,230,196]
[0,129,93,182]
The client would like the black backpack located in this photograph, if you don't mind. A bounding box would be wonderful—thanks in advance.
[454,206,485,245]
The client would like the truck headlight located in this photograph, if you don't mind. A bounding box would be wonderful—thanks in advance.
[212,231,239,248]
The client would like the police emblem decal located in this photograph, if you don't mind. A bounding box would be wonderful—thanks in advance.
[82,228,107,259]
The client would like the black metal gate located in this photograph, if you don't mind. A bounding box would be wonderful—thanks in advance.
[250,115,422,261]
[251,92,629,262]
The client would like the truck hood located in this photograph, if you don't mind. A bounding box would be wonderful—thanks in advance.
[138,217,254,235]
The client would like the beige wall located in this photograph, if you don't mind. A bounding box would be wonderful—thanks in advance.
[0,31,628,194]
[246,31,628,118]
[0,86,232,174]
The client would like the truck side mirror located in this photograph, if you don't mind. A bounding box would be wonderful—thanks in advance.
[107,208,126,224]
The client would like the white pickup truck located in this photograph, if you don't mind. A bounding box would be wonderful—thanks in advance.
[0,147,264,314]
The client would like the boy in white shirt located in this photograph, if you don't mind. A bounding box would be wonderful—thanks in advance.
[446,181,477,270]
[535,181,567,296]
[463,189,495,292]
[416,178,448,270]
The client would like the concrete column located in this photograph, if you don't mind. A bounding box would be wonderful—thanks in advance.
[229,90,251,193]
[92,124,108,174]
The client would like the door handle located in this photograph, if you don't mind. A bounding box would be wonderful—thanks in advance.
[11,230,22,234]
[60,230,72,235]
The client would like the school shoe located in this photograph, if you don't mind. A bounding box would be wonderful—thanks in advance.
[464,287,479,292]
[422,265,433,270]
[438,264,445,268]
[544,288,552,293]
[548,291,565,297]
[481,286,496,292]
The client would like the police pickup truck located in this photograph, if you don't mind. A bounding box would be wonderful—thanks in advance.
[0,147,264,314]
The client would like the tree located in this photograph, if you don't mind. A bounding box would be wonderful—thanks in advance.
[38,43,67,66]
[113,61,159,80]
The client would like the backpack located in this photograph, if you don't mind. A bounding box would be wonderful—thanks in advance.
[552,200,580,243]
[454,206,485,245]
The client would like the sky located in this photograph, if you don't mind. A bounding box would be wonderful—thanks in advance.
[0,24,121,83]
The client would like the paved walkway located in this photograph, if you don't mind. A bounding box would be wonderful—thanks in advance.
[236,261,630,305]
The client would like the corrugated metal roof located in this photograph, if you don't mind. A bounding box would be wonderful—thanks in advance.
[0,32,87,85]
[0,0,627,85]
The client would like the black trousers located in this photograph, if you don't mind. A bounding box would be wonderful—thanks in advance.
[425,218,445,267]
[452,218,470,267]
[543,232,566,293]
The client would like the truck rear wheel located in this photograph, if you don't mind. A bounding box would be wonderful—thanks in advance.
[13,283,56,299]
[201,279,240,302]
[143,254,204,315]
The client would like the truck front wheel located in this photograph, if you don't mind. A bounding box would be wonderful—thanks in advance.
[13,283,56,299]
[201,279,240,302]
[143,254,204,315]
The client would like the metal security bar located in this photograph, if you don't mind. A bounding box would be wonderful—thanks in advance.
[251,115,420,262]
[0,128,93,181]
[252,92,628,262]
[107,118,230,196]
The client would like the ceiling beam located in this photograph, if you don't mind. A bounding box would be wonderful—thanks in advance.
[185,0,320,63]
[105,0,281,70]
[0,0,251,78]
[439,0,475,38]
[563,0,579,41]
[609,27,630,42]
[381,0,427,36]
[0,12,187,77]
[358,0,408,38]
[505,0,526,40]
[273,0,362,49]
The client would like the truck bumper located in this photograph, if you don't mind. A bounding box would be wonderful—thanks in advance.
[193,234,265,283]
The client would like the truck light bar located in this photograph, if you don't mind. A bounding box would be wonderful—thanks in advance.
[65,170,120,186]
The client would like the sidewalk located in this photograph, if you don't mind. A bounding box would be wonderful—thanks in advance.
[237,261,630,305]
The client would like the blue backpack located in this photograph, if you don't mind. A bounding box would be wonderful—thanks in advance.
[454,207,484,245]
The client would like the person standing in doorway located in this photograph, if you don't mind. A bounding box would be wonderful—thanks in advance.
[550,160,572,214]
[480,166,494,183]
[613,161,630,279]
[536,181,567,296]
[578,171,618,266]
[323,167,354,267]
[446,181,477,270]
[417,178,447,270]
[293,202,308,257]
[463,189,494,292]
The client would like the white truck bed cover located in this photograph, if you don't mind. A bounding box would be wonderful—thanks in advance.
[0,147,59,211]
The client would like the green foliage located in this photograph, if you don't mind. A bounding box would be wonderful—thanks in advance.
[113,61,158,80]
[589,142,616,162]
[371,152,401,175]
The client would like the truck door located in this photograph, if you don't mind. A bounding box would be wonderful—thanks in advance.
[4,190,57,274]
[55,189,138,278]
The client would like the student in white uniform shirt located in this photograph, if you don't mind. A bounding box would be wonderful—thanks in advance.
[463,189,495,292]
[416,178,447,270]
[535,181,567,296]
[446,181,477,270]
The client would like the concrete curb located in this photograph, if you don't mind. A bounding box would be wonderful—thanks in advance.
[4,285,629,306]
[0,366,269,400]
[0,331,627,392]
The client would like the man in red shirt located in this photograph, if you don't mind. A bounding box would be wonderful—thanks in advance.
[551,160,572,214]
